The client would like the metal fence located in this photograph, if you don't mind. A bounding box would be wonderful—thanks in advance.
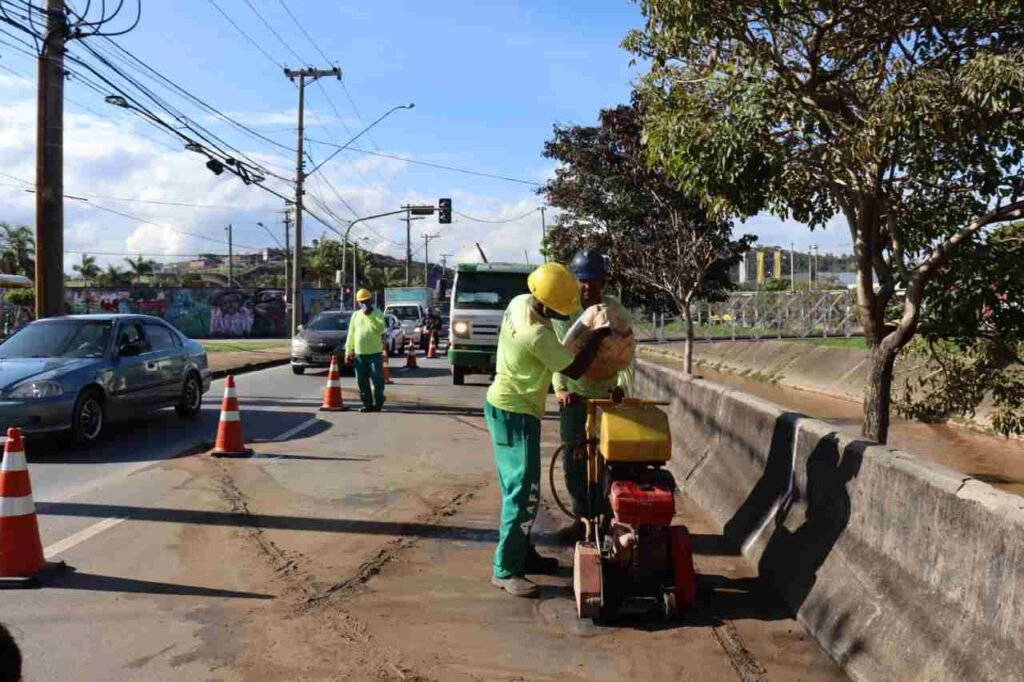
[635,289,860,342]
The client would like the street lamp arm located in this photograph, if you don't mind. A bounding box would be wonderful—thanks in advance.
[308,103,414,177]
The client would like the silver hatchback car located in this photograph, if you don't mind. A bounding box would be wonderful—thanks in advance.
[0,315,212,445]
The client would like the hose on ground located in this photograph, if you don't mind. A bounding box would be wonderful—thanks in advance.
[548,443,580,522]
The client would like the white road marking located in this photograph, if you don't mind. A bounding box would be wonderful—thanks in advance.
[270,417,321,443]
[44,516,127,558]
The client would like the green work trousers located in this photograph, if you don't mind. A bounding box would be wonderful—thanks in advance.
[353,352,385,409]
[485,401,541,579]
[559,400,589,516]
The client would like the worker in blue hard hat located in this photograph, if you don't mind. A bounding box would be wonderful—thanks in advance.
[552,249,635,542]
[485,263,613,598]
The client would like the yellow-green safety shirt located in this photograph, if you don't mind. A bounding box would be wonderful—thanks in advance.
[344,308,386,355]
[486,294,576,419]
[552,294,635,398]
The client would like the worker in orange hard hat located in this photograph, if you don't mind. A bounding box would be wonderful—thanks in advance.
[345,288,387,412]
[485,263,613,598]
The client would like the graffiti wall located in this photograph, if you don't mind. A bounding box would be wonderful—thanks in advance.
[64,287,337,338]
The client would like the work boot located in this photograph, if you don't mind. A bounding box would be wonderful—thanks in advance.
[555,520,586,546]
[525,545,559,575]
[359,406,374,413]
[491,575,539,598]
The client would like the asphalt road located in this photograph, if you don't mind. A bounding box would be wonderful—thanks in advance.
[4,356,843,681]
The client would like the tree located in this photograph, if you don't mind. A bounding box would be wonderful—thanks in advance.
[541,102,753,374]
[72,254,100,286]
[98,265,130,287]
[123,255,156,285]
[0,223,34,278]
[896,221,1024,436]
[627,1,1024,442]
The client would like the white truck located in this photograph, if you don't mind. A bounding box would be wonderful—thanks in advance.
[383,287,435,347]
[447,262,532,385]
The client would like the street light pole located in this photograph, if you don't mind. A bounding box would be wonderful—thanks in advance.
[225,224,234,286]
[340,208,420,306]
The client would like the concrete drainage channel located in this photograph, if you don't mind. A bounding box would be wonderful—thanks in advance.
[635,359,1024,681]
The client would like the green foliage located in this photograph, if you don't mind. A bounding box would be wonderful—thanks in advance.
[896,222,1024,435]
[540,102,754,316]
[0,223,34,278]
[97,265,131,287]
[5,288,34,306]
[627,0,1024,441]
[123,256,157,284]
[72,254,101,285]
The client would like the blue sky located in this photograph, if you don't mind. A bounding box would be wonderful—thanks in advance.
[0,0,850,273]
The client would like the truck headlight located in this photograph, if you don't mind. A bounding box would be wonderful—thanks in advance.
[452,320,471,338]
[10,380,63,399]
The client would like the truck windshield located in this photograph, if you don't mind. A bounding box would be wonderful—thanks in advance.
[387,306,420,321]
[453,273,529,310]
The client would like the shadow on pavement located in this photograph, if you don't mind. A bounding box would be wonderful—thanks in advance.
[689,532,741,557]
[38,501,500,544]
[394,367,458,379]
[54,568,274,600]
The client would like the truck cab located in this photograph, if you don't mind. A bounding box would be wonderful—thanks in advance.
[447,263,531,385]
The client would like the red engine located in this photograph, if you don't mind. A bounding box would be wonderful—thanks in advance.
[609,480,675,526]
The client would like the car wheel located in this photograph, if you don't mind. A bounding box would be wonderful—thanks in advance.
[452,366,465,386]
[71,389,105,447]
[175,372,203,418]
[292,365,305,375]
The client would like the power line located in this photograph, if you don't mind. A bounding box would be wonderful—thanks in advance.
[455,208,540,224]
[205,0,284,70]
[240,0,305,65]
[275,0,331,65]
[304,140,542,186]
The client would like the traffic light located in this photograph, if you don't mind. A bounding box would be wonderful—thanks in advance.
[438,198,452,224]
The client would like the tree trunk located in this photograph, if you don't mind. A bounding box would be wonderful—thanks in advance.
[862,343,897,443]
[682,301,694,375]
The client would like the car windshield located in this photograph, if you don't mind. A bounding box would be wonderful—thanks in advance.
[0,320,113,359]
[306,314,350,332]
[453,273,530,310]
[387,306,420,321]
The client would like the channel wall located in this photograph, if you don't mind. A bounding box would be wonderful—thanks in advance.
[635,359,1024,681]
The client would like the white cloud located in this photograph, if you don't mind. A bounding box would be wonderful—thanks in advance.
[0,97,553,276]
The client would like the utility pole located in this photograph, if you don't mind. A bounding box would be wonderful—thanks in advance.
[440,253,454,273]
[284,66,341,334]
[422,233,439,286]
[282,206,292,304]
[791,242,795,292]
[812,244,818,286]
[225,225,234,286]
[400,210,425,285]
[539,207,547,263]
[35,0,68,319]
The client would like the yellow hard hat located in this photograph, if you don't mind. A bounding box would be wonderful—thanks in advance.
[527,263,580,317]
[355,288,372,302]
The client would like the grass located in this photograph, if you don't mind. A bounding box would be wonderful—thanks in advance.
[786,337,868,349]
[201,340,290,353]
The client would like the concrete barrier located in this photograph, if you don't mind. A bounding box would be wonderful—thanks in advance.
[636,359,1024,681]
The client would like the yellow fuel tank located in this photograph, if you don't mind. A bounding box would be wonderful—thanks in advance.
[597,403,671,463]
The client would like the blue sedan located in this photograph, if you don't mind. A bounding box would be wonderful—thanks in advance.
[0,314,212,446]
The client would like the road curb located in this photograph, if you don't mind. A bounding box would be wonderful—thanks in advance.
[210,357,291,381]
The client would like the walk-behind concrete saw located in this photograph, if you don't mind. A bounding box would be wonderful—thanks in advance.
[550,398,697,621]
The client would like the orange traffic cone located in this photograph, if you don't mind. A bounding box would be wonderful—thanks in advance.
[382,347,394,384]
[211,375,253,457]
[426,331,438,359]
[405,339,418,369]
[320,355,348,412]
[0,427,66,587]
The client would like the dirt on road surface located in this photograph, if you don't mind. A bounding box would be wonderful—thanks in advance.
[7,359,844,681]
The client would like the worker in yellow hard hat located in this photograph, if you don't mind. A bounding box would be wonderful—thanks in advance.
[345,288,387,412]
[485,262,613,598]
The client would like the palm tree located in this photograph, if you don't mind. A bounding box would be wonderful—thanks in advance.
[99,265,130,287]
[123,255,156,285]
[72,254,101,286]
[0,223,35,278]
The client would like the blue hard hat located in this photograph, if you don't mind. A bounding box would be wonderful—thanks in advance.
[569,249,607,281]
